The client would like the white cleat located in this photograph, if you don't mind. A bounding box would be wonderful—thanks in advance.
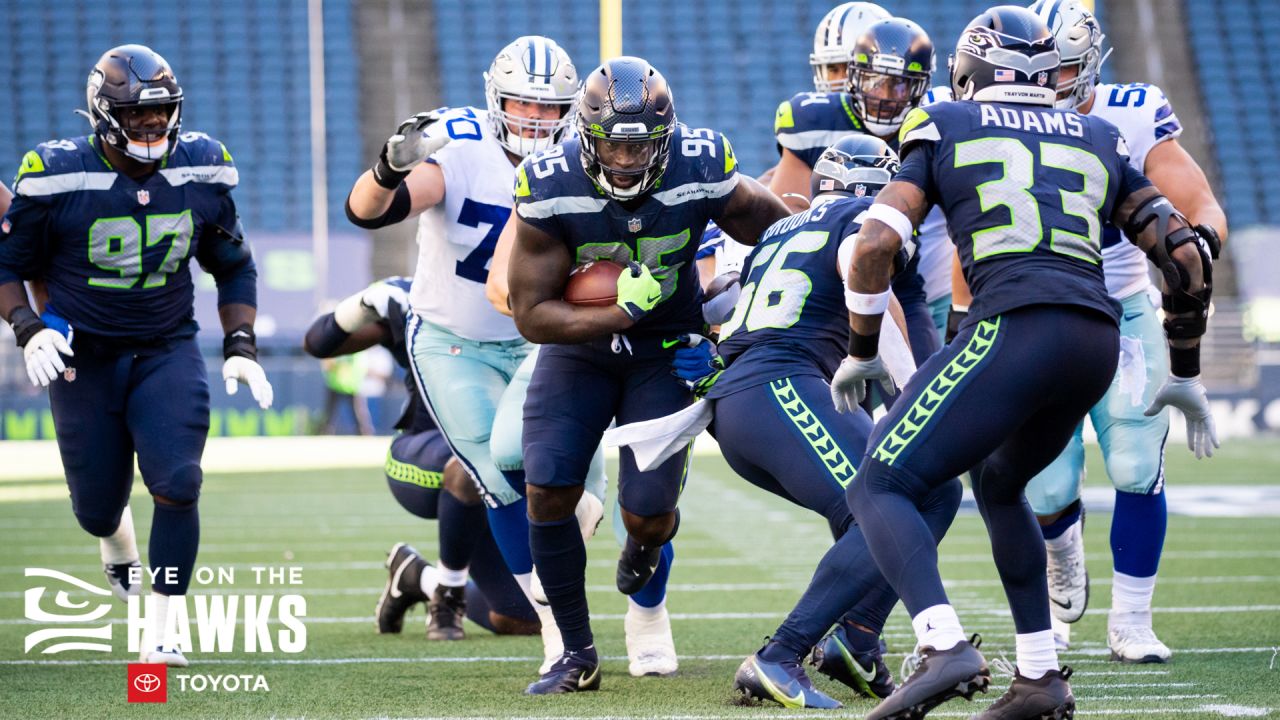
[1046,519,1089,623]
[536,604,563,675]
[575,492,605,543]
[1050,614,1071,651]
[1109,623,1171,664]
[141,645,190,668]
[624,603,678,677]
[104,561,142,603]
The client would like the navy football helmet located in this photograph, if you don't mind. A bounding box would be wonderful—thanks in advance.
[846,18,935,137]
[810,134,899,199]
[82,44,183,162]
[577,57,675,200]
[950,6,1060,106]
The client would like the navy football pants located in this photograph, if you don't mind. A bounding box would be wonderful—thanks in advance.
[849,305,1119,635]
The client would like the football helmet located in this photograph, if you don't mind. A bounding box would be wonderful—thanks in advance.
[484,36,580,157]
[950,6,1060,107]
[1029,0,1111,109]
[810,134,899,199]
[847,18,935,137]
[83,45,183,163]
[577,57,675,200]
[810,2,891,92]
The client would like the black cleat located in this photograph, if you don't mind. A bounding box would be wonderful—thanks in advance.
[427,584,467,641]
[867,636,990,720]
[733,652,842,709]
[104,561,142,603]
[375,542,429,634]
[970,666,1075,719]
[525,648,601,695]
[811,625,896,699]
[616,537,663,595]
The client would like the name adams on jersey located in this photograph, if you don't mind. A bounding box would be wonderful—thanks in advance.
[0,132,251,340]
[515,124,739,338]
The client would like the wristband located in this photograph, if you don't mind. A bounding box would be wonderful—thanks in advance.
[1169,345,1200,379]
[845,288,891,315]
[223,323,258,361]
[8,306,45,348]
[372,146,410,190]
[864,203,914,245]
[848,330,880,359]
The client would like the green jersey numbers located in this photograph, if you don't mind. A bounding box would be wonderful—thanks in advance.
[87,210,194,289]
[574,229,691,300]
[953,137,1108,264]
[719,230,827,340]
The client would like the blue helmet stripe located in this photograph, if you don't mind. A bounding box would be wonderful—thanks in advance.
[835,4,854,44]
[527,39,538,76]
[543,40,552,78]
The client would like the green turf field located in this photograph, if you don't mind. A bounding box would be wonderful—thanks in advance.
[1,438,1278,719]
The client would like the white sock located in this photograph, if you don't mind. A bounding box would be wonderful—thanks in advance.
[1110,571,1157,626]
[627,596,664,619]
[1043,515,1082,552]
[437,564,468,588]
[149,592,172,649]
[1015,629,1059,679]
[417,563,440,598]
[100,506,139,565]
[512,572,540,608]
[912,604,965,651]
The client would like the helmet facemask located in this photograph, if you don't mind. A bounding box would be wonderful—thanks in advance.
[487,89,576,157]
[1051,20,1110,110]
[809,2,891,92]
[580,125,672,200]
[848,64,930,137]
[483,36,581,158]
[83,48,184,164]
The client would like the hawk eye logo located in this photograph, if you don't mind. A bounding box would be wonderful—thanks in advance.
[127,663,168,703]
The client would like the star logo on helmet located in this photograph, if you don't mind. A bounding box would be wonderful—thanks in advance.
[136,190,150,206]
[628,217,642,233]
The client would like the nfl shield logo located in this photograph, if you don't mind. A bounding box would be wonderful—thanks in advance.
[854,184,867,198]
[63,367,76,383]
[136,190,150,205]
[1037,72,1049,86]
[627,217,642,233]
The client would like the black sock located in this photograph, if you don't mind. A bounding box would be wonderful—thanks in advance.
[529,516,593,652]
[149,502,199,595]
[437,491,485,572]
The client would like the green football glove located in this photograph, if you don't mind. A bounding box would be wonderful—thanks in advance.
[616,261,662,322]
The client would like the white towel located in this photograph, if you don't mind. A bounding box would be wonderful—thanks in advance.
[603,399,715,472]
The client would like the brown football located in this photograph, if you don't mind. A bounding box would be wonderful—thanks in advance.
[564,260,624,307]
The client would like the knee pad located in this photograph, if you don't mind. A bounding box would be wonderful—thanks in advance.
[1103,437,1166,496]
[489,409,525,473]
[148,463,202,505]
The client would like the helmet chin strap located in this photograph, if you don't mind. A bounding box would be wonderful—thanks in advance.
[863,119,901,138]
[123,139,169,162]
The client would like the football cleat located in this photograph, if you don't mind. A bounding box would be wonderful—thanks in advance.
[427,584,466,641]
[140,644,189,668]
[616,537,663,595]
[624,603,678,677]
[811,625,895,699]
[733,652,842,709]
[375,542,429,634]
[866,636,990,720]
[536,604,564,675]
[1108,623,1171,664]
[104,561,142,603]
[1046,517,1088,624]
[525,648,601,695]
[969,666,1075,719]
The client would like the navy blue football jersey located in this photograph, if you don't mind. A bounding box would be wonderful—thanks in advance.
[514,124,740,337]
[774,91,872,168]
[0,132,250,340]
[894,101,1152,326]
[707,196,873,399]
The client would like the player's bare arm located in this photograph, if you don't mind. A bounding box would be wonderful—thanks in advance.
[507,216,632,344]
[846,179,930,340]
[1145,138,1228,246]
[713,176,790,246]
[485,207,518,316]
[767,148,815,213]
[346,112,450,226]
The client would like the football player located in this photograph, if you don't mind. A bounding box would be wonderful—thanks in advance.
[679,136,962,708]
[834,8,1215,718]
[773,17,943,368]
[1020,0,1227,664]
[345,36,581,670]
[0,45,271,667]
[303,278,539,639]
[507,57,789,693]
[809,2,892,92]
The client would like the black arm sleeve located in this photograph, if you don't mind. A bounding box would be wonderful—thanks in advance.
[302,313,350,358]
[345,183,412,229]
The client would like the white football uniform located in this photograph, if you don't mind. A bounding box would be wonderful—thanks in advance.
[1085,83,1183,299]
[410,106,522,341]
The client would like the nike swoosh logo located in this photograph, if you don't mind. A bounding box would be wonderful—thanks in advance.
[646,292,662,304]
[1122,313,1142,321]
[661,339,681,349]
[851,656,877,683]
[388,556,412,599]
[1051,596,1072,610]
[753,659,804,707]
[577,665,600,689]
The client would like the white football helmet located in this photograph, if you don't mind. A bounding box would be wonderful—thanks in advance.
[1029,0,1112,109]
[484,36,580,157]
[810,2,891,92]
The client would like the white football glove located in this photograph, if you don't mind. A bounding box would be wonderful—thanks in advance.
[360,281,410,320]
[223,356,274,410]
[23,328,74,388]
[830,354,898,413]
[383,111,451,172]
[1144,374,1219,459]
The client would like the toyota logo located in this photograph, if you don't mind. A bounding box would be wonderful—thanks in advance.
[133,674,162,693]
